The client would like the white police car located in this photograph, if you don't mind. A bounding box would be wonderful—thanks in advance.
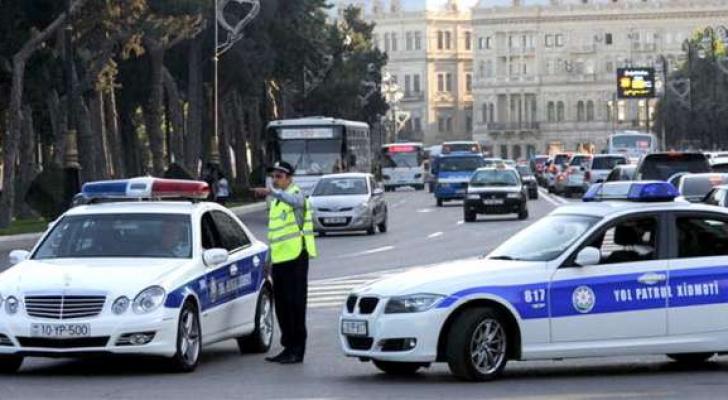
[340,181,728,381]
[0,178,272,373]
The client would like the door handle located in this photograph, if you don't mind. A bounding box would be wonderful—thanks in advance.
[638,272,667,285]
[230,264,238,276]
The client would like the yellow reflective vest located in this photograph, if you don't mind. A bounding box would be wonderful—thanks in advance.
[268,185,318,264]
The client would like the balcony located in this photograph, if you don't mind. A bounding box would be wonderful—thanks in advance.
[631,42,657,52]
[485,122,540,131]
[401,92,425,102]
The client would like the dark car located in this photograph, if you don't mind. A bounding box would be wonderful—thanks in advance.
[635,152,710,181]
[463,167,528,222]
[516,164,539,200]
[606,165,637,182]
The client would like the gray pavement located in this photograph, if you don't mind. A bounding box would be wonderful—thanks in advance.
[4,189,728,399]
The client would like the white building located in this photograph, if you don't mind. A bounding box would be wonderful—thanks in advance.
[472,0,728,159]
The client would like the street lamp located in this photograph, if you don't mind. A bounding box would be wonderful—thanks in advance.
[380,72,404,143]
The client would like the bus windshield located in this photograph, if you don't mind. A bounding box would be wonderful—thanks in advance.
[611,135,652,149]
[382,145,423,169]
[280,139,343,175]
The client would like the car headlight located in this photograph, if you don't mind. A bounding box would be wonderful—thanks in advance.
[112,296,130,315]
[5,296,18,315]
[507,192,521,199]
[384,294,445,314]
[132,286,166,314]
[466,194,480,200]
[356,202,370,212]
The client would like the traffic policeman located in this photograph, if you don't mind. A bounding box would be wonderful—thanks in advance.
[252,161,317,364]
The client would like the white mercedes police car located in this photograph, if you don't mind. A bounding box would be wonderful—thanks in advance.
[340,181,728,381]
[0,178,273,373]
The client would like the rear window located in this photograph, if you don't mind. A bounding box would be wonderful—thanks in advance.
[570,156,592,167]
[713,164,728,173]
[681,175,728,201]
[638,154,710,181]
[554,154,570,165]
[592,156,627,170]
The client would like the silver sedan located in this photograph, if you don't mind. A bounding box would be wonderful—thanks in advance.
[309,173,388,235]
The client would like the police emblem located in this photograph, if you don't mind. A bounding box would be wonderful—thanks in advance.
[572,285,595,314]
[253,255,261,267]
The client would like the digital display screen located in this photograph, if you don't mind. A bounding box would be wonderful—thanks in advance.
[617,68,656,99]
[278,128,335,140]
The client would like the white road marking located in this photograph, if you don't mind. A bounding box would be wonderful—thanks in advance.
[357,245,395,256]
[457,220,464,225]
[539,189,562,207]
[427,231,444,239]
[417,208,435,213]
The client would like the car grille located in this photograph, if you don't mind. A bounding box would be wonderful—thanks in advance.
[478,193,508,200]
[25,295,106,320]
[318,217,352,227]
[346,295,357,313]
[0,334,13,346]
[346,336,373,351]
[358,297,379,314]
[17,337,109,348]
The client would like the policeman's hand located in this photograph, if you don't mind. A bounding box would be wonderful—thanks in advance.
[250,187,271,198]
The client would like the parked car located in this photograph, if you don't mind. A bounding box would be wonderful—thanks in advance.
[516,164,539,200]
[635,152,710,181]
[310,173,388,236]
[605,165,637,182]
[675,173,728,203]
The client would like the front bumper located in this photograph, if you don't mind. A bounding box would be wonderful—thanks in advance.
[339,296,448,363]
[314,211,374,232]
[0,309,179,358]
[464,197,524,214]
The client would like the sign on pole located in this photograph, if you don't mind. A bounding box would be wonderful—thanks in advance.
[617,67,656,99]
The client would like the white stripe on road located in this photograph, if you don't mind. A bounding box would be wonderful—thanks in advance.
[309,302,345,309]
[457,220,464,225]
[427,231,444,239]
[417,208,435,213]
[357,246,395,256]
[539,189,562,207]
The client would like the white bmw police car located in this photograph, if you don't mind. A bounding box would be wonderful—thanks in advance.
[340,181,728,381]
[0,178,273,373]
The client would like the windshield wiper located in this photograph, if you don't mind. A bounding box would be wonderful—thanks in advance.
[488,255,522,261]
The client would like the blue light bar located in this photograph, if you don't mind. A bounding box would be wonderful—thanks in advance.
[583,181,677,202]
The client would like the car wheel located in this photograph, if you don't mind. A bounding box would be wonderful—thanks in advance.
[169,300,202,373]
[372,360,426,375]
[667,353,715,364]
[366,222,376,235]
[464,209,476,223]
[518,208,529,220]
[377,214,388,233]
[547,186,554,194]
[237,286,274,354]
[0,356,23,374]
[436,198,443,207]
[446,307,509,382]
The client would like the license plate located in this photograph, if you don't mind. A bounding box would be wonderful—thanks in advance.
[483,199,504,205]
[324,217,346,224]
[31,323,91,338]
[341,319,368,336]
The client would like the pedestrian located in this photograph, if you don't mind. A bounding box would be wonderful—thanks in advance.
[251,161,317,364]
[216,172,230,205]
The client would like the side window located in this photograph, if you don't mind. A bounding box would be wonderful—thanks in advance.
[201,212,222,250]
[606,169,617,181]
[676,216,728,258]
[584,217,658,265]
[211,211,251,252]
[369,177,377,193]
[705,189,726,206]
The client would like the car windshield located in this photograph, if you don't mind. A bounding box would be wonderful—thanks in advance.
[280,138,343,175]
[33,214,192,259]
[592,156,627,170]
[639,154,710,181]
[488,215,600,261]
[554,154,570,165]
[470,170,519,187]
[516,166,533,176]
[681,175,728,202]
[570,156,592,168]
[313,177,368,196]
[439,157,484,172]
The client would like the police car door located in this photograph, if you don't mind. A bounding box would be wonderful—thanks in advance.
[549,213,669,344]
[667,212,728,337]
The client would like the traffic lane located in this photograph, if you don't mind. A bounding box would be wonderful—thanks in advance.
[8,307,728,399]
[0,234,43,272]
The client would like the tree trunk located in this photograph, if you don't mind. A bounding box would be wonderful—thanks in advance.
[186,36,203,174]
[232,91,250,187]
[89,89,110,179]
[104,89,124,178]
[119,101,141,176]
[16,104,37,218]
[74,87,97,182]
[219,96,234,181]
[162,66,185,165]
[144,42,166,177]
[47,90,67,167]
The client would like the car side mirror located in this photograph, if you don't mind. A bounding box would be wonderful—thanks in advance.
[596,179,604,183]
[575,247,601,267]
[203,248,229,267]
[9,250,30,265]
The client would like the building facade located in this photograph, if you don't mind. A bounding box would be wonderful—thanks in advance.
[471,0,728,160]
[368,0,474,146]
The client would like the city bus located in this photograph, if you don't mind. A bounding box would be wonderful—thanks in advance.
[381,143,425,191]
[607,131,658,162]
[265,117,372,195]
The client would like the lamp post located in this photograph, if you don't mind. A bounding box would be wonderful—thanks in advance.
[380,72,403,143]
[63,0,80,208]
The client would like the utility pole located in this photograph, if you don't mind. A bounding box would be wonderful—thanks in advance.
[63,0,80,206]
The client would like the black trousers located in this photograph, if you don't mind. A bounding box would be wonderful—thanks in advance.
[272,250,309,357]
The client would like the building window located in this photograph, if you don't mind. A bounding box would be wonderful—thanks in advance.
[605,33,613,45]
[446,117,453,132]
[391,33,398,51]
[437,31,444,50]
[586,100,595,121]
[547,102,555,122]
[478,37,485,49]
[557,101,565,122]
[486,36,492,49]
[466,116,472,132]
[617,100,626,122]
[465,32,472,50]
[404,75,411,96]
[500,145,508,159]
[577,101,585,122]
[513,145,522,160]
[437,74,444,92]
[485,60,493,78]
[526,144,536,158]
[555,34,564,47]
[373,34,380,50]
[445,31,452,49]
[384,33,390,52]
[406,32,413,51]
[478,61,485,78]
[414,117,422,132]
[413,74,421,93]
[607,100,614,122]
[489,103,494,123]
[545,34,554,47]
[445,73,453,92]
[438,117,445,132]
[508,35,514,48]
[481,103,488,123]
[466,74,472,93]
[415,32,422,50]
